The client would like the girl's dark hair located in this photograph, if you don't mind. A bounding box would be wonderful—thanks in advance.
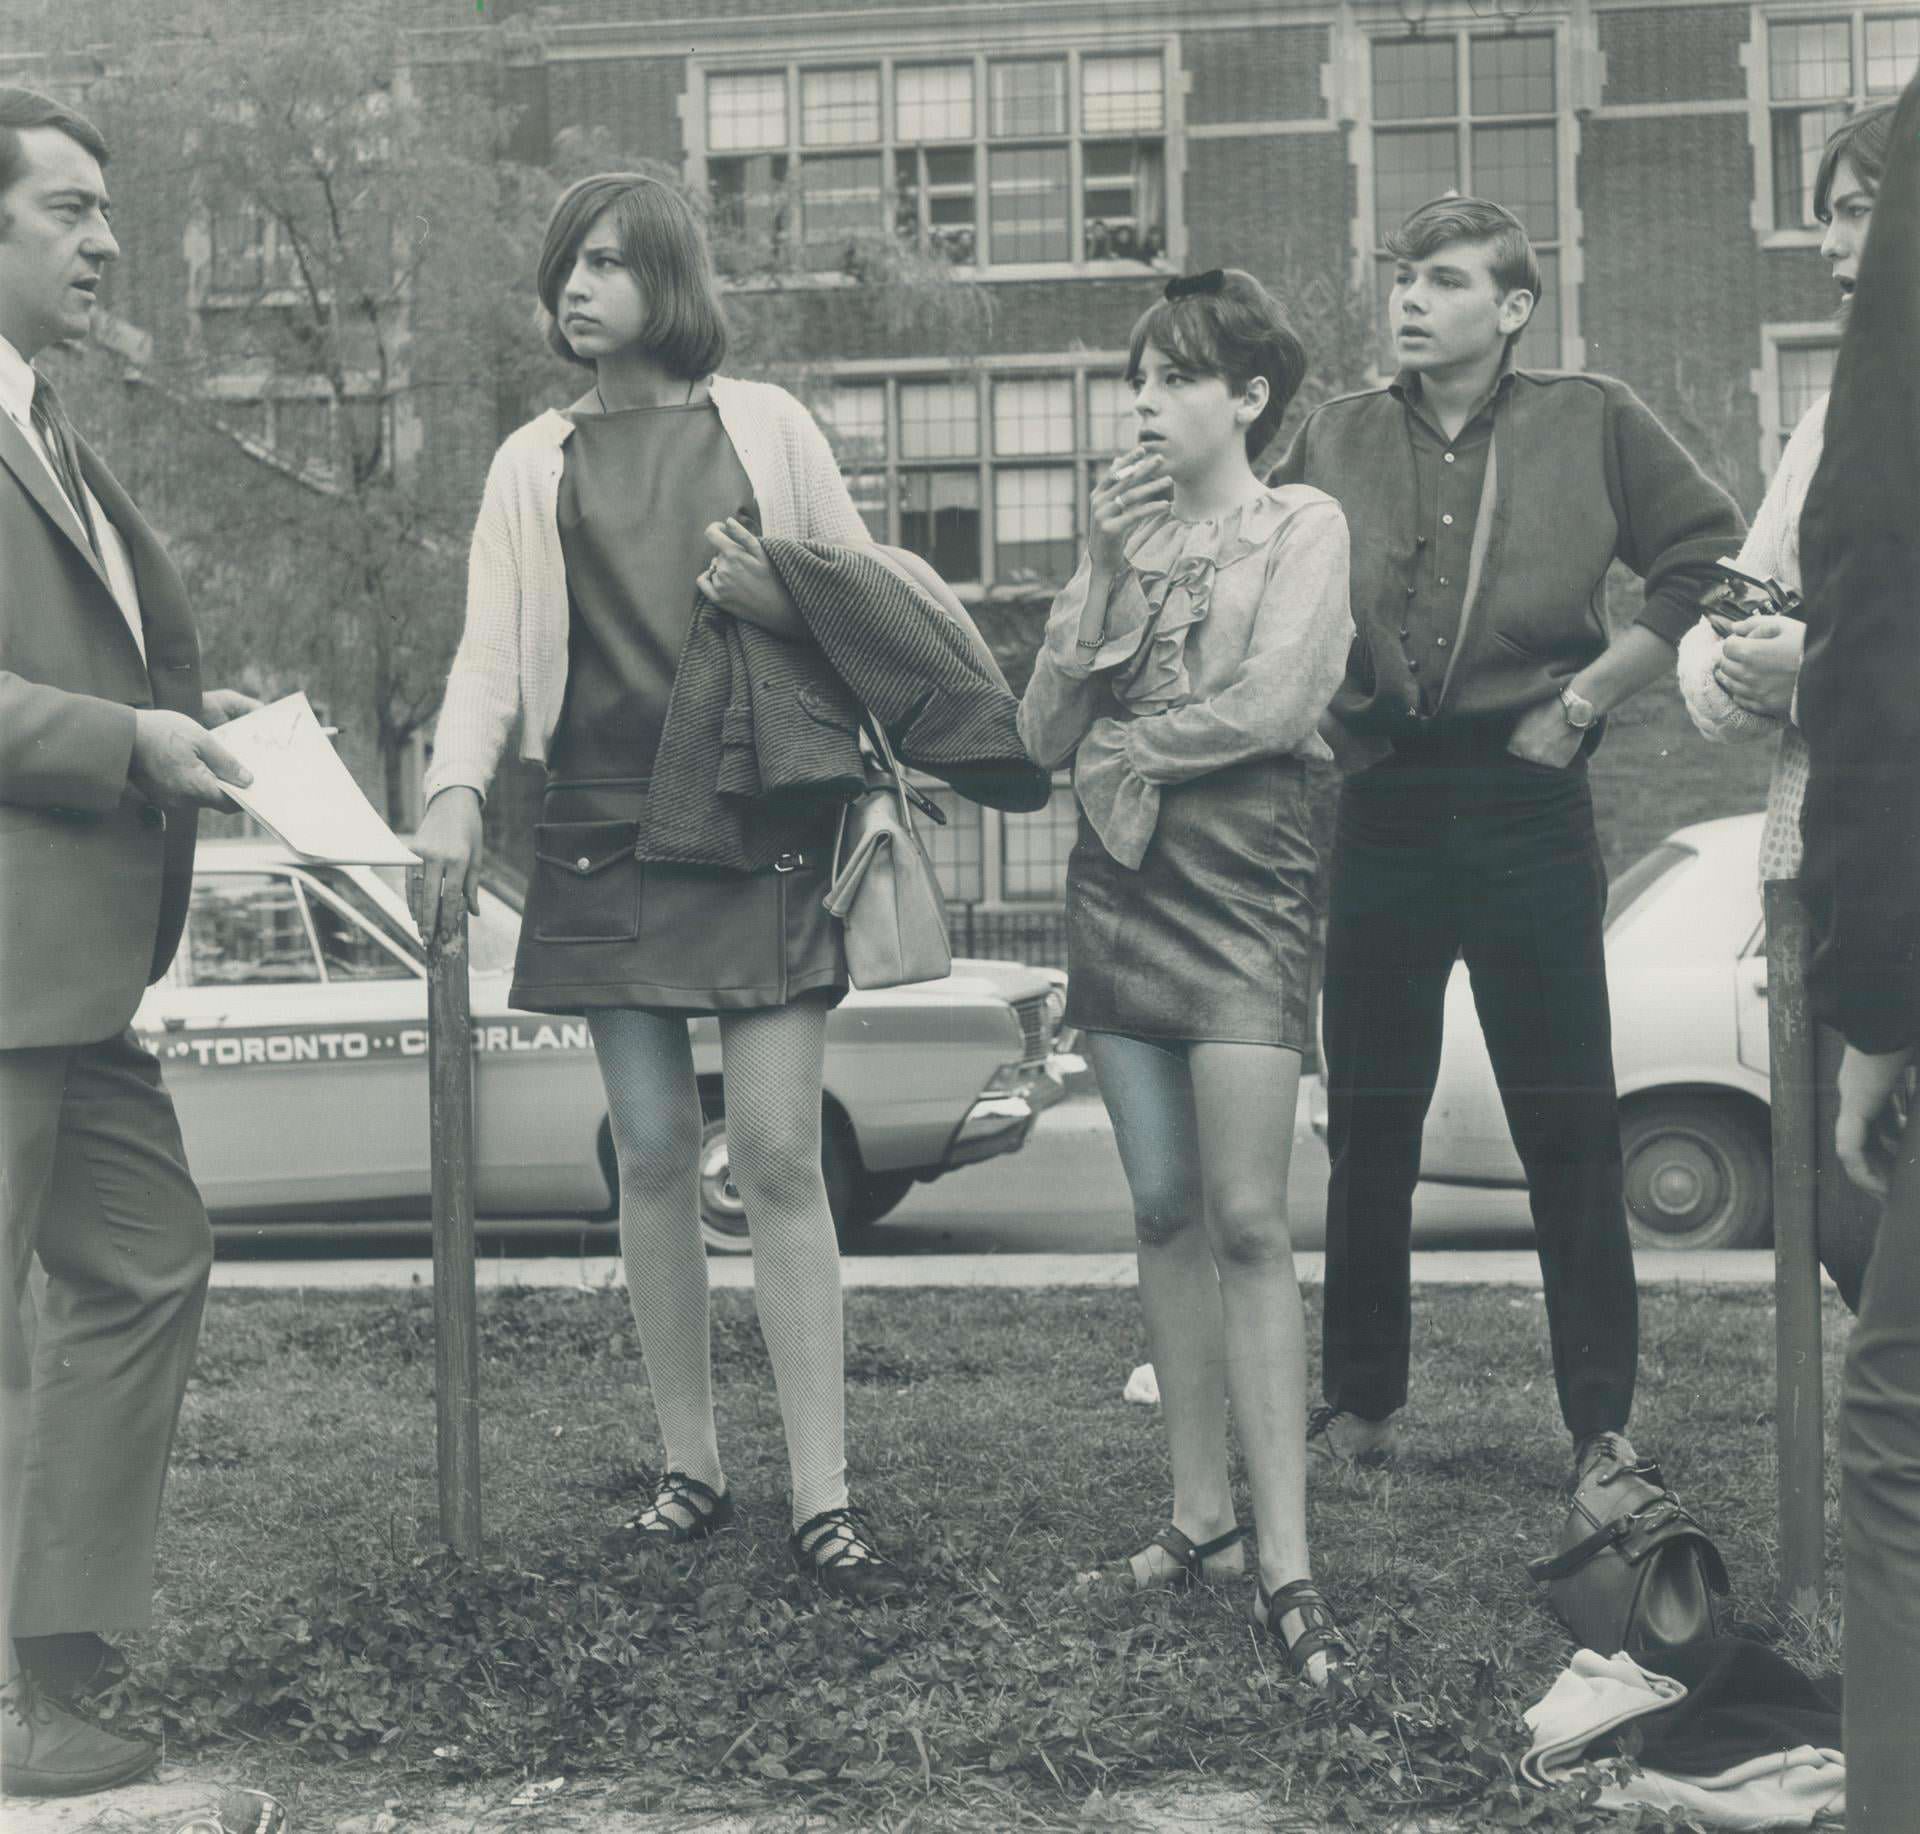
[1813,102,1897,221]
[535,172,728,376]
[1125,269,1308,459]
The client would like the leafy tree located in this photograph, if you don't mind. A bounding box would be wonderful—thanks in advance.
[33,0,976,822]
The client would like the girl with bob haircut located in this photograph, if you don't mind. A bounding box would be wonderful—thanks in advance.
[409,171,915,1600]
[1019,269,1358,1689]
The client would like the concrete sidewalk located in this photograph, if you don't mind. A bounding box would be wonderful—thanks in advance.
[208,1247,1798,1293]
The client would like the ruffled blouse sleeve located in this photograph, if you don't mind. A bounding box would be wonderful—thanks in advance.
[1018,555,1121,767]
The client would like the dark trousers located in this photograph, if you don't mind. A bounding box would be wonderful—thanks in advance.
[1842,1105,1920,1830]
[1,1030,212,1652]
[1320,753,1638,1440]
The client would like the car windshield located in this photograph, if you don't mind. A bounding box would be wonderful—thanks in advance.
[1603,842,1694,935]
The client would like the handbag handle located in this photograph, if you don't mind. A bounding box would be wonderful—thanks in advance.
[859,716,917,833]
[856,717,948,826]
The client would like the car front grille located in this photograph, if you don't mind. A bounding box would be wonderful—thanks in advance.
[1013,995,1050,1063]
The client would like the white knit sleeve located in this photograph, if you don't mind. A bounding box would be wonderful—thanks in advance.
[421,457,525,806]
[790,401,873,547]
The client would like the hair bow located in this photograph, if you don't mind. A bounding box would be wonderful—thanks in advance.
[1163,269,1226,301]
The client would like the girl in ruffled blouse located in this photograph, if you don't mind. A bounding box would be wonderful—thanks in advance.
[1019,270,1355,1689]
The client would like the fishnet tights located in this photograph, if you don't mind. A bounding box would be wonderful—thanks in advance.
[590,1002,849,1528]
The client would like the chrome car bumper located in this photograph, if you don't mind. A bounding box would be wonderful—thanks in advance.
[942,1039,1084,1170]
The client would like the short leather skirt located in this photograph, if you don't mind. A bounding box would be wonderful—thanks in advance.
[509,777,847,1018]
[1063,752,1318,1050]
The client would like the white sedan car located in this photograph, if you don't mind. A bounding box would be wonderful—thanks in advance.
[1317,813,1774,1250]
[135,840,1078,1251]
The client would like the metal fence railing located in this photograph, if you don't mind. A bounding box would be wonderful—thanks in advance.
[946,903,1069,969]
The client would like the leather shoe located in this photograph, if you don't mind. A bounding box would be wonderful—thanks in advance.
[14,1632,114,1700]
[1,1675,157,1796]
[1571,1429,1640,1492]
[1306,1404,1398,1467]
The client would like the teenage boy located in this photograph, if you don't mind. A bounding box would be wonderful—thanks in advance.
[1269,196,1745,1487]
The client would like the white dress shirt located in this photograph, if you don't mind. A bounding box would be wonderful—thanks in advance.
[0,332,146,662]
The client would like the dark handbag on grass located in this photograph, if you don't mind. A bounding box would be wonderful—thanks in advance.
[822,717,952,990]
[1527,1450,1730,1656]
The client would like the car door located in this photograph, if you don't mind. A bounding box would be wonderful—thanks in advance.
[1734,919,1771,1079]
[141,864,428,1212]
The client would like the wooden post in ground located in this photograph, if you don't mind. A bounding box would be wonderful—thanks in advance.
[427,904,482,1554]
[1764,880,1824,1622]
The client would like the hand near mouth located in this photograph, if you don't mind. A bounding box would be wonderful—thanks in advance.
[1088,445,1174,573]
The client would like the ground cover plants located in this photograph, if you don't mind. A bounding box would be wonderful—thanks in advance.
[104,1282,1849,1831]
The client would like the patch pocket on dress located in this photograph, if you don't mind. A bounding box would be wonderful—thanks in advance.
[531,820,642,942]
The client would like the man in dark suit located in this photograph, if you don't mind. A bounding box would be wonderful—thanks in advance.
[0,87,258,1796]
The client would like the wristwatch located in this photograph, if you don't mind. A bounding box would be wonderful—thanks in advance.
[1560,685,1599,731]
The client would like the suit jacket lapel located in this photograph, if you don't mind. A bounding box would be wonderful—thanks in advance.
[73,429,201,701]
[0,405,118,603]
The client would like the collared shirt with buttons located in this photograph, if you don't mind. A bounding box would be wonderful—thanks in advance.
[1389,366,1510,715]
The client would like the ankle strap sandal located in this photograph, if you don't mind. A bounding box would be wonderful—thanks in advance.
[1256,1578,1355,1694]
[1090,1521,1249,1592]
[624,1472,735,1544]
[790,1505,911,1604]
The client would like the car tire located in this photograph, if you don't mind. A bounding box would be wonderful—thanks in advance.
[848,1169,918,1229]
[676,1107,860,1256]
[1621,1093,1772,1251]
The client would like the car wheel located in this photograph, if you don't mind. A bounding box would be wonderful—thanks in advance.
[696,1116,756,1256]
[848,1169,918,1229]
[1621,1094,1772,1251]
[691,1108,861,1255]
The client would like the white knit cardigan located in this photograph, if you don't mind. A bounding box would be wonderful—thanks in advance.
[422,375,870,806]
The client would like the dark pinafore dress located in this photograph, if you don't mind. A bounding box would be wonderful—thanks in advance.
[508,401,846,1017]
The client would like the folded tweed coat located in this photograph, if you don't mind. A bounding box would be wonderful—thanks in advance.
[637,537,1051,872]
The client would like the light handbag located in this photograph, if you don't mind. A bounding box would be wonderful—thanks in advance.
[822,717,952,990]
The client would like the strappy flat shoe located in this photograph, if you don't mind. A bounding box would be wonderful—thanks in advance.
[1084,1522,1249,1592]
[790,1505,911,1604]
[623,1471,735,1544]
[1254,1577,1356,1694]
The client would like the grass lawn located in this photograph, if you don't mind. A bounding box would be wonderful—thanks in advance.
[96,1280,1849,1831]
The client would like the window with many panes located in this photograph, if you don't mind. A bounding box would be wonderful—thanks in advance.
[1368,31,1563,367]
[208,204,303,296]
[912,784,987,904]
[813,361,1134,589]
[704,49,1169,274]
[1001,783,1081,903]
[1763,12,1920,234]
[1776,338,1839,456]
[208,391,391,486]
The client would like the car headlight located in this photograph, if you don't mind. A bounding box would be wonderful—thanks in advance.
[1043,981,1067,1030]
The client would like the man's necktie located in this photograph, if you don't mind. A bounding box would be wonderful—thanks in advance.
[29,373,101,561]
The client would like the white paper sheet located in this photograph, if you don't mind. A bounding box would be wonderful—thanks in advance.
[215,692,419,866]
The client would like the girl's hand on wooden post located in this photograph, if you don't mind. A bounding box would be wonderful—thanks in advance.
[410,786,484,945]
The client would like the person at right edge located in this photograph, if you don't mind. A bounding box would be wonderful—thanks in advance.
[1267,196,1746,1494]
[1794,63,1920,1834]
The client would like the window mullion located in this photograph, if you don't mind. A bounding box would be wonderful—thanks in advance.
[1067,47,1085,266]
[977,370,995,587]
